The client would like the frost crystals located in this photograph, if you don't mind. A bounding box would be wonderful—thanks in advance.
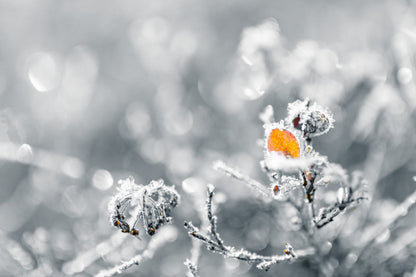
[108,177,179,238]
[184,185,315,271]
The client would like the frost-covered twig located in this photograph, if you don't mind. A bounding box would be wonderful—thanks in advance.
[183,178,207,277]
[184,259,199,277]
[185,239,201,277]
[213,160,270,198]
[313,195,367,229]
[96,227,177,277]
[184,185,315,271]
[205,184,225,248]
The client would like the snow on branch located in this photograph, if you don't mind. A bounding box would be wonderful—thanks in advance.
[213,160,270,198]
[313,187,368,229]
[184,185,315,271]
[184,259,199,277]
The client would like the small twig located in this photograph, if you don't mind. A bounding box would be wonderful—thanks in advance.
[313,196,367,229]
[96,227,177,277]
[206,184,225,249]
[184,259,199,277]
[184,185,315,271]
[213,160,270,198]
[183,181,208,277]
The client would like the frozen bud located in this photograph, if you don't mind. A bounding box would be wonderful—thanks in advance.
[207,183,215,194]
[272,184,279,194]
[337,187,352,209]
[303,110,331,136]
[283,243,296,258]
[286,99,334,137]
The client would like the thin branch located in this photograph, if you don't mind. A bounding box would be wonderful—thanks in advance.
[95,227,177,277]
[184,185,315,271]
[184,259,199,277]
[183,181,208,277]
[206,184,225,249]
[313,196,367,229]
[213,160,270,198]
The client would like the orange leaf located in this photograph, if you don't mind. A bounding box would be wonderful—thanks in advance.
[267,128,300,158]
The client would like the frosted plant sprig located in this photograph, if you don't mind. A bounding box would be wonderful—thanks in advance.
[215,99,366,208]
[184,259,199,277]
[285,98,335,138]
[108,177,179,238]
[184,185,315,271]
[261,100,366,207]
[213,160,270,198]
[313,187,367,229]
[191,100,367,275]
[183,178,209,277]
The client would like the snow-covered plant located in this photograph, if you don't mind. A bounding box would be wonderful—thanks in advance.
[108,177,179,238]
[97,177,180,276]
[224,98,366,224]
[185,99,368,274]
[184,184,315,272]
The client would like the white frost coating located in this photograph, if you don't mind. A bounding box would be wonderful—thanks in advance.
[264,151,328,173]
[285,98,335,137]
[320,163,348,187]
[286,99,310,123]
[108,177,179,238]
[272,176,303,200]
[213,160,270,197]
[207,183,215,193]
[184,186,315,271]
